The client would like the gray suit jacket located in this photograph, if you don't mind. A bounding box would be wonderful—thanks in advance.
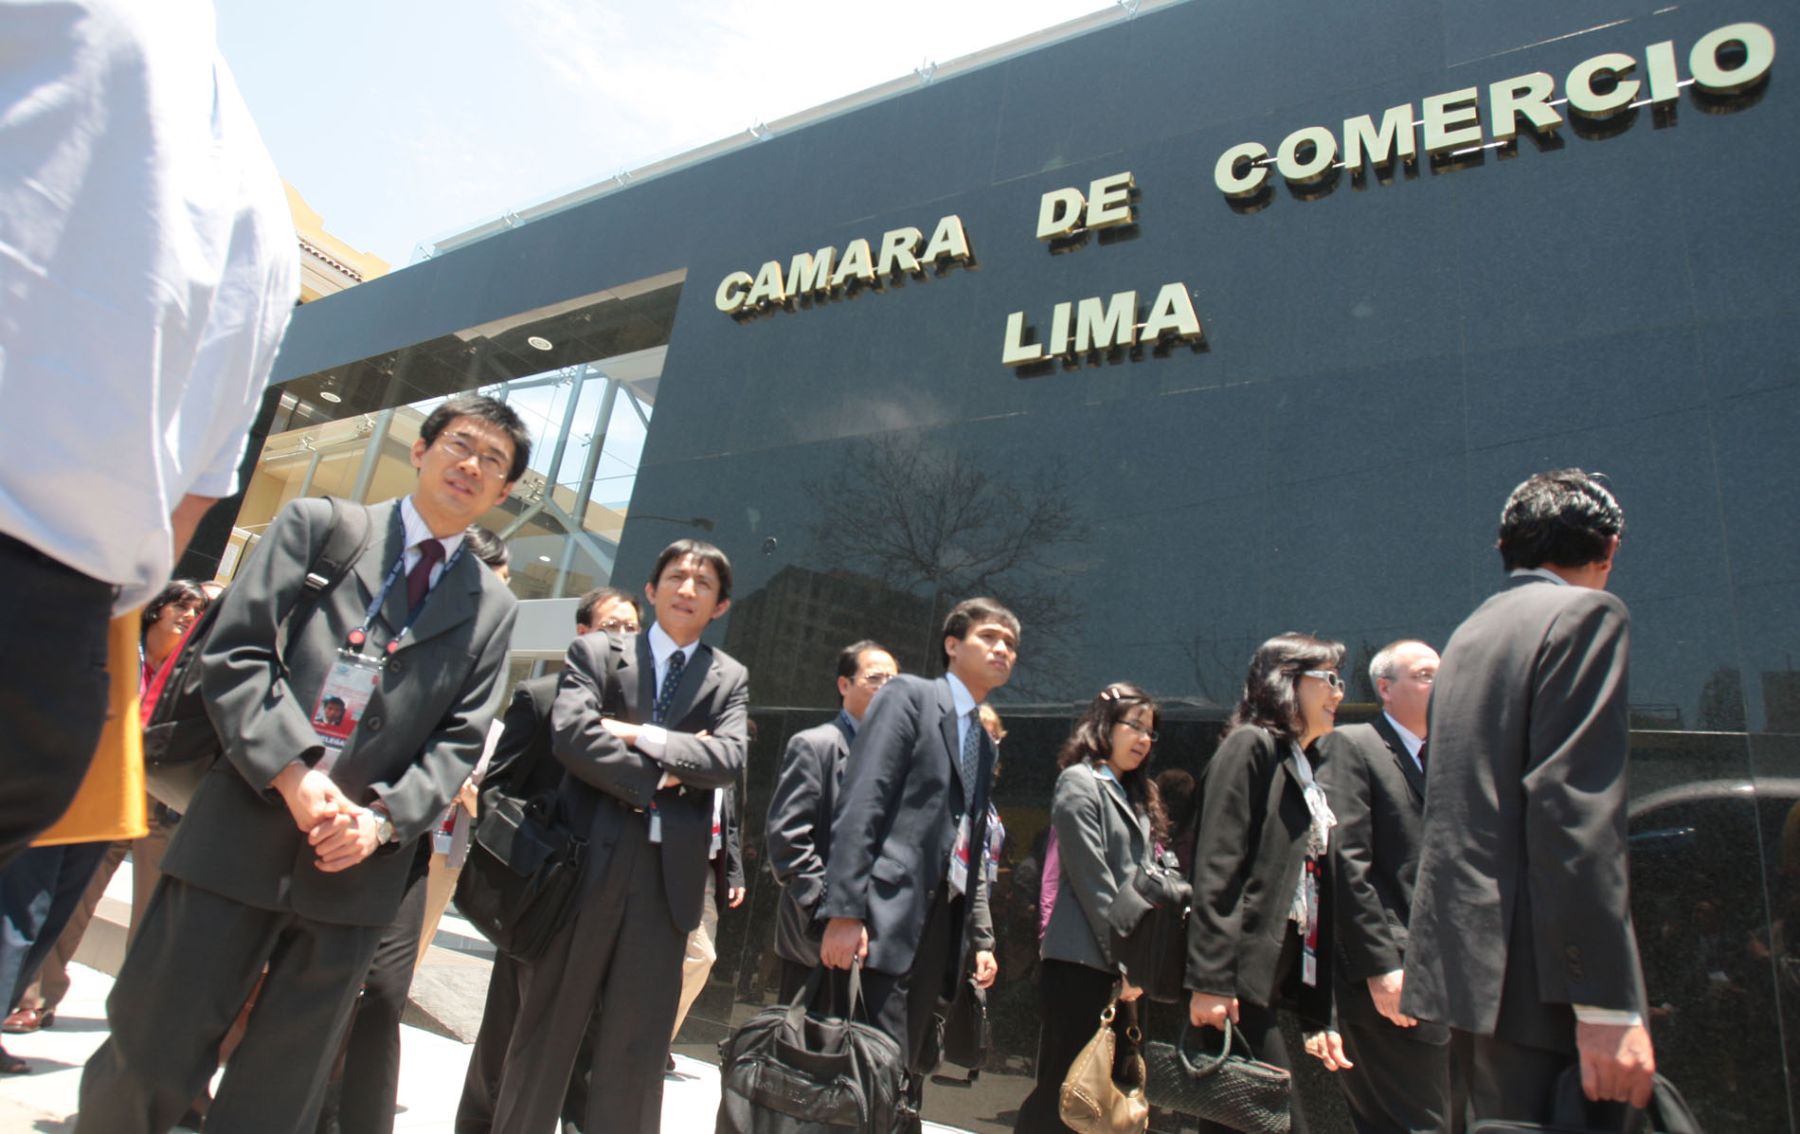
[1402,576,1645,1052]
[550,628,748,933]
[1042,761,1150,976]
[173,497,516,927]
[766,714,853,967]
[820,674,996,977]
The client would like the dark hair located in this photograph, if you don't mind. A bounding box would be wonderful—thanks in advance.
[464,526,509,571]
[418,395,532,482]
[321,696,346,710]
[939,597,1021,668]
[141,578,207,637]
[576,586,640,631]
[1496,469,1624,571]
[836,639,890,693]
[1154,768,1198,834]
[1226,632,1347,744]
[1056,682,1169,843]
[648,539,734,603]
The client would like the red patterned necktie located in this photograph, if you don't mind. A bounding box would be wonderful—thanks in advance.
[406,539,445,609]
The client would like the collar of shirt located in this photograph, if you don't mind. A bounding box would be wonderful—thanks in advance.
[944,670,980,754]
[399,496,465,580]
[1509,566,1569,586]
[836,708,858,739]
[648,621,700,689]
[1383,711,1426,765]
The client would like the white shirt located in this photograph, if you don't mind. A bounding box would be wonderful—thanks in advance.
[398,496,465,591]
[1383,712,1426,773]
[0,1,299,610]
[637,621,700,760]
[1510,566,1570,586]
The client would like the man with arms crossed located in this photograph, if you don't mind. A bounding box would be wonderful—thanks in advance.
[77,396,527,1133]
[1320,639,1452,1133]
[820,600,1014,1119]
[1403,470,1654,1123]
[766,640,898,1001]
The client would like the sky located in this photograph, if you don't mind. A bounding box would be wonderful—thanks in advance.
[215,0,1119,269]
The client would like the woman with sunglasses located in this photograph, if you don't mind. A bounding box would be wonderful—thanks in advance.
[1185,633,1348,1133]
[1014,683,1168,1133]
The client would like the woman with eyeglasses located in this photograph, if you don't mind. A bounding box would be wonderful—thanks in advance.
[1014,683,1168,1133]
[1185,632,1348,1133]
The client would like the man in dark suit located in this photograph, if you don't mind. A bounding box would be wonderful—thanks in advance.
[1320,639,1451,1133]
[492,541,748,1134]
[454,586,640,1134]
[76,397,529,1134]
[766,639,899,1001]
[1403,469,1655,1122]
[820,599,1014,1096]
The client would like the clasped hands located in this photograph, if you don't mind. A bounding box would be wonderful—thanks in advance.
[274,764,383,873]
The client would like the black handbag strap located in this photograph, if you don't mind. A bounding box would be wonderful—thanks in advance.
[1176,1019,1259,1078]
[783,960,874,1031]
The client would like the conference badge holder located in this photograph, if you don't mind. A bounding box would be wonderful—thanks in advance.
[310,651,382,774]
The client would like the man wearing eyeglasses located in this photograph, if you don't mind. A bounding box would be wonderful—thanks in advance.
[78,396,529,1133]
[1404,470,1654,1124]
[767,640,900,1002]
[1319,639,1453,1133]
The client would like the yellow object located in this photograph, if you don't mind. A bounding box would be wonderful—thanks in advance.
[33,613,149,846]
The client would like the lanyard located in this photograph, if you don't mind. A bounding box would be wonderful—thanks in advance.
[347,542,464,654]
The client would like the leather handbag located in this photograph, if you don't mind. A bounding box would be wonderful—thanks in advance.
[1059,994,1150,1134]
[1470,1068,1704,1133]
[716,963,911,1133]
[453,791,586,962]
[1105,850,1192,1002]
[1144,1020,1291,1134]
[939,974,990,1074]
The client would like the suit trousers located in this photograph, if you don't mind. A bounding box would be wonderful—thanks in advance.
[492,815,686,1134]
[1450,1029,1609,1128]
[670,868,719,1041]
[1013,958,1122,1134]
[0,534,113,872]
[860,889,959,1074]
[317,843,431,1134]
[75,876,383,1134]
[1337,1007,1452,1133]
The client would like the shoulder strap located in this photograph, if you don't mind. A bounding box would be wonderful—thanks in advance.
[273,496,374,660]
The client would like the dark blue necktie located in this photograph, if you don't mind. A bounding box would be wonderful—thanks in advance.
[654,648,686,725]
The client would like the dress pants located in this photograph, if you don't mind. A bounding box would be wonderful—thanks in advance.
[76,876,383,1134]
[317,843,431,1134]
[0,842,112,1011]
[670,868,719,1040]
[1451,1029,1614,1129]
[860,889,959,1074]
[492,814,686,1134]
[1012,958,1122,1133]
[1336,1003,1452,1133]
[455,949,591,1134]
[0,534,113,872]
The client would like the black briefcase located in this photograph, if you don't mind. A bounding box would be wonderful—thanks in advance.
[453,793,585,962]
[716,964,911,1133]
[1471,1068,1703,1133]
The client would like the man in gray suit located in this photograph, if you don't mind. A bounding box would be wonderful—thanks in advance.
[766,639,898,1001]
[492,541,748,1134]
[820,599,1013,1094]
[1403,469,1655,1123]
[77,396,528,1134]
[1320,639,1452,1133]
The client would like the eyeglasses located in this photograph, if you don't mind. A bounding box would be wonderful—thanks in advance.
[1302,669,1345,691]
[857,671,896,688]
[1117,718,1160,742]
[595,618,638,634]
[438,431,512,479]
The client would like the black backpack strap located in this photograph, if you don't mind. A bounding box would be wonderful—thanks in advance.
[273,496,374,661]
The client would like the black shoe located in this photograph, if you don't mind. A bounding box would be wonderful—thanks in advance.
[666,1053,677,1073]
[0,1045,27,1075]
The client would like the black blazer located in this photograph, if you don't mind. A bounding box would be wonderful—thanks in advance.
[765,715,853,966]
[1185,725,1332,1025]
[1319,717,1443,1034]
[820,675,996,977]
[550,628,749,934]
[1403,577,1644,1053]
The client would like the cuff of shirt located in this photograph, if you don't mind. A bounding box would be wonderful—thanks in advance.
[1572,1005,1644,1027]
[637,723,669,758]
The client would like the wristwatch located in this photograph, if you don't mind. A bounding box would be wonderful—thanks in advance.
[374,814,395,845]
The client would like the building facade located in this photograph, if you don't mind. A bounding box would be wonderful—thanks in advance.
[212,1,1798,1128]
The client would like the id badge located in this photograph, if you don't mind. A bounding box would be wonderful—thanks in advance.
[946,814,973,898]
[1301,859,1321,988]
[310,650,383,773]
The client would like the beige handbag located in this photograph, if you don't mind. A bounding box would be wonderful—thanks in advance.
[1059,994,1150,1134]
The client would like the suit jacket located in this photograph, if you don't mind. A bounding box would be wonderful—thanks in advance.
[1402,576,1644,1053]
[173,497,516,927]
[1319,717,1444,1035]
[820,674,996,977]
[1185,725,1332,1025]
[1042,761,1150,976]
[765,714,853,966]
[550,628,748,933]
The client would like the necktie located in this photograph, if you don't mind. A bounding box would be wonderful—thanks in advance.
[654,648,686,725]
[960,708,982,801]
[1416,741,1429,774]
[406,539,445,610]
